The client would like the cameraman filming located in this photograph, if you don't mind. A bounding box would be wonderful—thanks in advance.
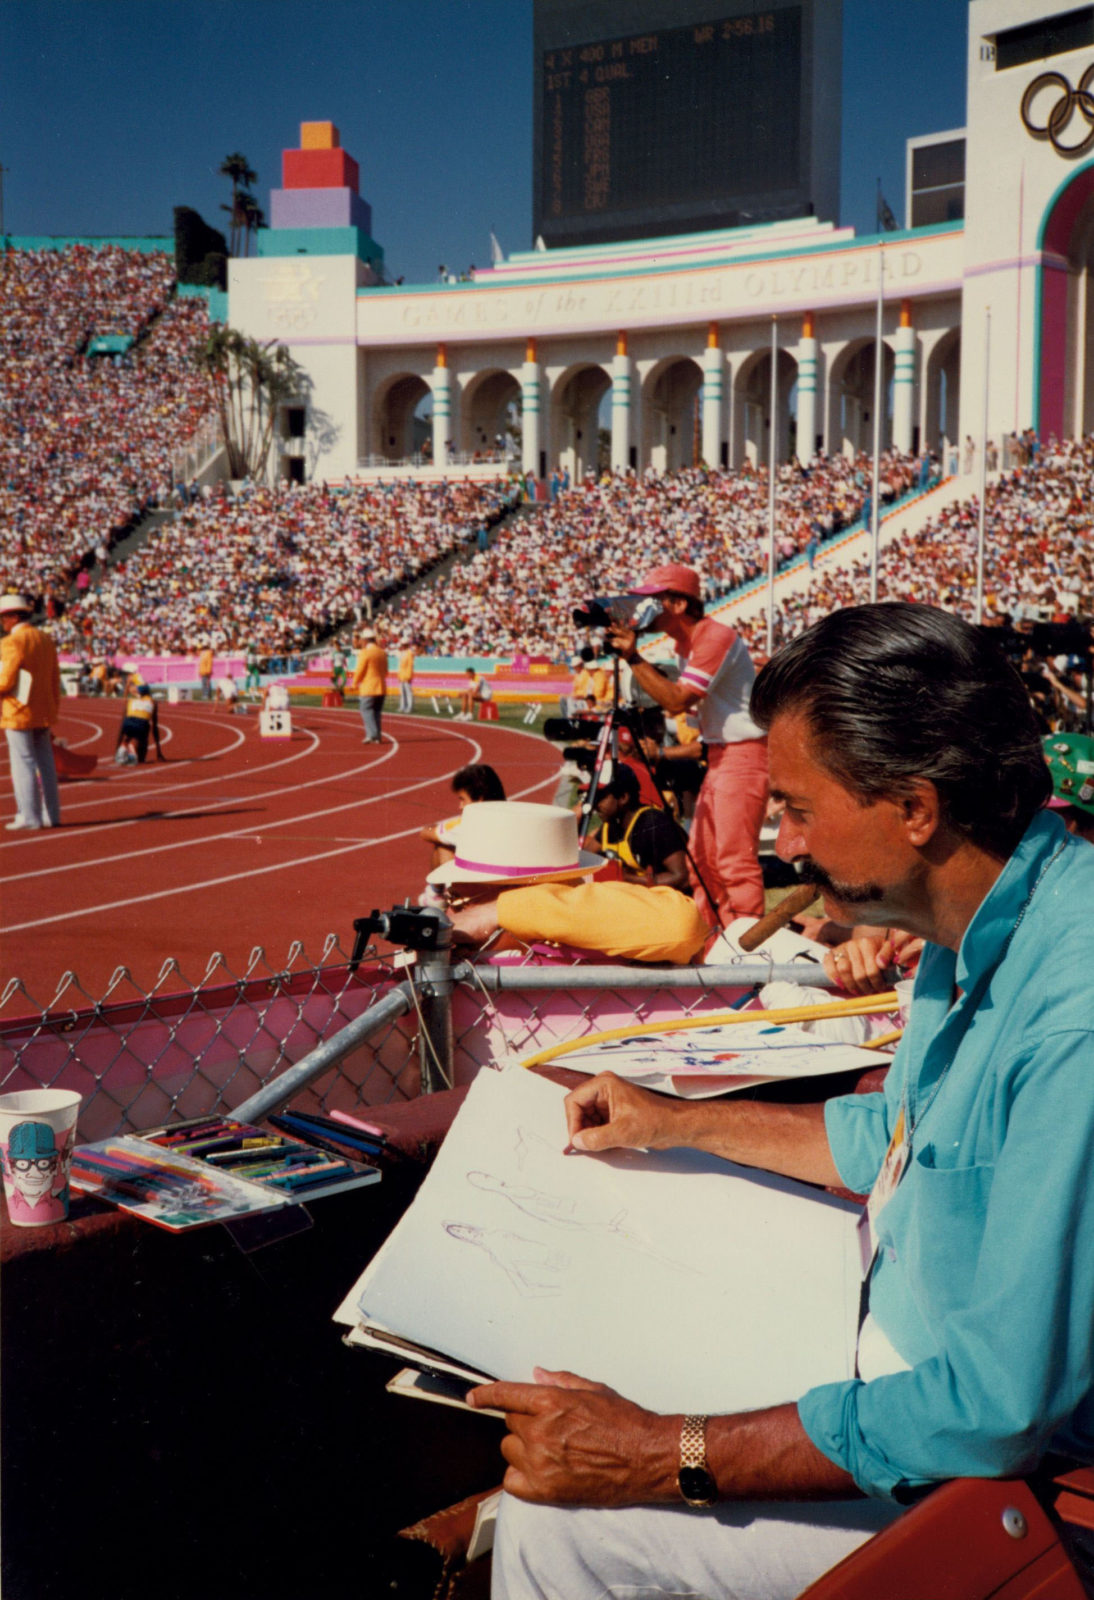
[605,563,767,925]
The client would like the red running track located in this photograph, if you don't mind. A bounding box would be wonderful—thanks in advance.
[1,699,561,1001]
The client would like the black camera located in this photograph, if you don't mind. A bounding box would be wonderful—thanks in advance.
[572,594,662,633]
[1031,619,1092,658]
[543,715,603,741]
[350,905,448,969]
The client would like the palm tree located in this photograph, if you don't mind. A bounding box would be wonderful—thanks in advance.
[196,328,305,480]
[238,191,266,257]
[219,152,257,256]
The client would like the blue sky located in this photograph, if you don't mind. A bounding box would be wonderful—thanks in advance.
[1,0,969,283]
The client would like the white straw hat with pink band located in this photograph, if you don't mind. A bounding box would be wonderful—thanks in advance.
[426,801,603,886]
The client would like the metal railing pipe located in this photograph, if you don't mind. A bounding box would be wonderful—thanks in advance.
[456,963,838,992]
[230,981,413,1123]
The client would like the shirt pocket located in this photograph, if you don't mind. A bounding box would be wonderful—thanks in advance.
[878,1152,995,1328]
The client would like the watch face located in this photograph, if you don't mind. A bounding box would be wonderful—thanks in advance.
[679,1465,717,1506]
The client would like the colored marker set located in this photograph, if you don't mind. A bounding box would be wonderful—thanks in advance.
[70,1114,381,1232]
[142,1113,383,1198]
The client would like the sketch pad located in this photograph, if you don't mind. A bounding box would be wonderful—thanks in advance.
[335,1067,860,1414]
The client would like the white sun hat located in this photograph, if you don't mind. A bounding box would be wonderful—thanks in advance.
[427,801,604,886]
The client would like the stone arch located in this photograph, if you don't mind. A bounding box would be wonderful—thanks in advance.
[459,366,521,457]
[923,327,961,458]
[549,363,611,482]
[640,356,704,473]
[1037,160,1094,441]
[373,372,432,462]
[826,337,895,457]
[731,345,798,468]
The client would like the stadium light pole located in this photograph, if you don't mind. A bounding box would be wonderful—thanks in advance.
[767,316,777,658]
[975,306,991,624]
[869,244,884,605]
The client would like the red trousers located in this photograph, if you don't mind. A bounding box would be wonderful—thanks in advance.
[688,738,768,926]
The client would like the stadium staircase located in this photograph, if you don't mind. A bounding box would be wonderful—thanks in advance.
[725,473,970,628]
[321,490,533,650]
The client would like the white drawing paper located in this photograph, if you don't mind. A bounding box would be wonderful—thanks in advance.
[335,1067,861,1415]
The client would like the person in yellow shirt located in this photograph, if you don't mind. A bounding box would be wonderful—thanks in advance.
[0,593,62,831]
[351,627,388,744]
[114,682,164,765]
[197,642,214,700]
[429,800,708,964]
[396,641,416,714]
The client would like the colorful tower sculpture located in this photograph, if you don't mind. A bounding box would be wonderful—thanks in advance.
[261,121,383,277]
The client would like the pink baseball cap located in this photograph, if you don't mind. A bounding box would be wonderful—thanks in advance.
[629,563,702,601]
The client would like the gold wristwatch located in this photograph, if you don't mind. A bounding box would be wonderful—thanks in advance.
[678,1414,717,1507]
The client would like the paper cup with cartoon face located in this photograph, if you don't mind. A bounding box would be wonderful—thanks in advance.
[0,1089,82,1227]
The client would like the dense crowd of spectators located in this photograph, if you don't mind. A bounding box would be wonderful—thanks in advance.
[53,476,519,658]
[734,435,1094,653]
[383,449,926,657]
[0,244,215,605]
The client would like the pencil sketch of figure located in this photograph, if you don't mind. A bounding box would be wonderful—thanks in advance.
[443,1222,568,1297]
[513,1125,558,1172]
[465,1171,696,1274]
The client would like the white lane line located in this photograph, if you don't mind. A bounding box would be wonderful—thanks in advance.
[2,746,457,883]
[0,711,504,851]
[36,720,319,818]
[0,726,492,879]
[3,772,556,930]
[55,716,104,750]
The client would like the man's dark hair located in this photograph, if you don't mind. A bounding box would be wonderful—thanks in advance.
[750,603,1052,858]
[451,763,506,803]
[604,763,641,806]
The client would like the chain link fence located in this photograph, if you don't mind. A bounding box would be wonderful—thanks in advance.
[0,937,421,1143]
[2,932,834,1141]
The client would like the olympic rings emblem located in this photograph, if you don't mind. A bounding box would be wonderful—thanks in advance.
[1020,64,1094,158]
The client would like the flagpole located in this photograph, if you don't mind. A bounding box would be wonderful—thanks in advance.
[767,315,777,657]
[975,306,991,624]
[869,244,884,605]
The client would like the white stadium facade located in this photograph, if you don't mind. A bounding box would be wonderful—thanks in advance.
[228,0,1094,485]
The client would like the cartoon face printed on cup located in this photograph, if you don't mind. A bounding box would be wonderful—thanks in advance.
[2,1119,71,1221]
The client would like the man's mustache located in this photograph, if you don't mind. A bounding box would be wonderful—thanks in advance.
[795,858,885,907]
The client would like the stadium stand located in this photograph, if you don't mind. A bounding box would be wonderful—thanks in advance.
[380,449,927,658]
[52,475,520,657]
[0,244,214,606]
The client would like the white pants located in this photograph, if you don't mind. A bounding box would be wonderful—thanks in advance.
[6,728,61,827]
[492,1492,901,1600]
[398,682,414,713]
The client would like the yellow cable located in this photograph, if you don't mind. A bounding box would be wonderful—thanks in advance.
[520,992,900,1070]
[862,1028,904,1052]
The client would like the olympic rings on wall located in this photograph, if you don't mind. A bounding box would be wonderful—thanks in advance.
[1020,64,1094,158]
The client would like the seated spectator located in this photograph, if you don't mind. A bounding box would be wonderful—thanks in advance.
[421,762,506,873]
[457,668,490,720]
[591,763,690,891]
[434,801,709,964]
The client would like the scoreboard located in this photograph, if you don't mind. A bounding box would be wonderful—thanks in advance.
[532,0,840,250]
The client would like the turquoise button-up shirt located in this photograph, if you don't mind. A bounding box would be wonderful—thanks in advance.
[798,810,1094,1500]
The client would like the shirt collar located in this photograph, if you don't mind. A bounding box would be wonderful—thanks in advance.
[955,808,1068,991]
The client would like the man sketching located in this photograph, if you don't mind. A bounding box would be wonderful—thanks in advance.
[470,603,1094,1598]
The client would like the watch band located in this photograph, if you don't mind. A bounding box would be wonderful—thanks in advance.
[678,1413,717,1507]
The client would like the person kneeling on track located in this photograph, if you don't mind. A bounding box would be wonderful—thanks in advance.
[114,683,164,765]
